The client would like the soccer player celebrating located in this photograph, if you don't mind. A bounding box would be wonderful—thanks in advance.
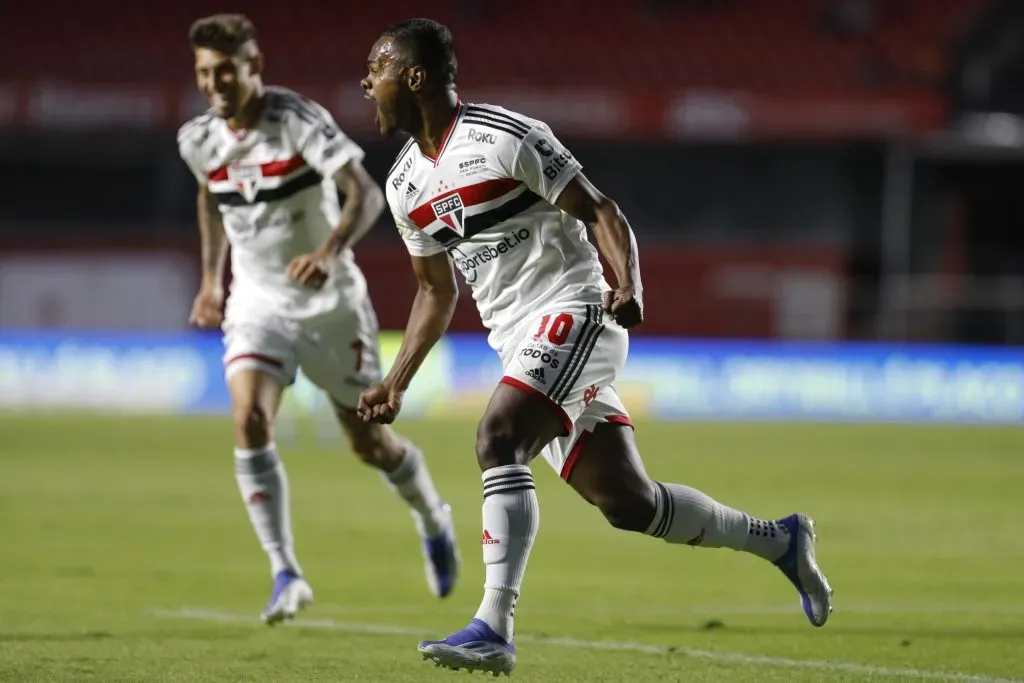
[177,14,460,624]
[358,18,834,676]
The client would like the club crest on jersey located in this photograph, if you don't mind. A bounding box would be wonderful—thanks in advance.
[432,193,465,235]
[227,164,262,203]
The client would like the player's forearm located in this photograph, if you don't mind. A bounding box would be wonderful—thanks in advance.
[385,285,457,392]
[324,170,386,254]
[197,188,228,290]
[591,199,643,293]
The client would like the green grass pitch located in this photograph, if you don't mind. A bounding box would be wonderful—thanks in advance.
[1,414,1022,682]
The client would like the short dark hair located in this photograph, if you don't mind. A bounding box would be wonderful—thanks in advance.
[381,18,457,87]
[189,14,258,56]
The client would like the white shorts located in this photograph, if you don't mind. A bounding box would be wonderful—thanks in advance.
[500,303,633,480]
[222,296,382,408]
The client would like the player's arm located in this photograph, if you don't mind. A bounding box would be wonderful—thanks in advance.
[287,99,383,287]
[387,253,459,391]
[511,122,643,327]
[358,251,458,424]
[554,175,643,328]
[178,123,228,327]
[197,184,228,292]
[187,183,229,327]
[325,160,385,254]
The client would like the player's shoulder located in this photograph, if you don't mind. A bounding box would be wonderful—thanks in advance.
[176,110,216,150]
[462,102,546,142]
[385,136,418,201]
[265,85,332,127]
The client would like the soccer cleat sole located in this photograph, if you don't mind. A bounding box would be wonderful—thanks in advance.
[420,647,515,677]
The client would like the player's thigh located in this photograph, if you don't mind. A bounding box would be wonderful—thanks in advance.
[551,392,655,531]
[227,368,286,424]
[476,382,569,470]
[295,297,383,409]
[501,303,627,435]
[537,385,638,482]
[223,315,298,428]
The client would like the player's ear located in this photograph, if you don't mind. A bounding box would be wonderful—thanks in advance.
[407,66,425,93]
[249,51,264,77]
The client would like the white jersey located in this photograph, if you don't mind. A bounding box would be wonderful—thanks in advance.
[177,85,368,320]
[386,103,610,351]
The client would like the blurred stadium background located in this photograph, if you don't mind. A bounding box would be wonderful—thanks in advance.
[2,2,1024,682]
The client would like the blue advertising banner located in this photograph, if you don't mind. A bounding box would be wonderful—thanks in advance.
[1,330,1022,424]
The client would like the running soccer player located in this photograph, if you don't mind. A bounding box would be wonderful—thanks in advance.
[358,18,832,676]
[177,14,460,624]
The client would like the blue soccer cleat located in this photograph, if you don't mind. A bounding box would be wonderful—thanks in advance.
[418,618,516,676]
[260,569,313,625]
[773,513,833,627]
[421,503,461,598]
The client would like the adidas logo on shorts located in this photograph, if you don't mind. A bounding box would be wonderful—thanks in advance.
[525,367,546,384]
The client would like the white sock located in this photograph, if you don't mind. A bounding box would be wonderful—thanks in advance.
[381,440,447,536]
[234,443,302,576]
[473,465,539,642]
[646,482,789,562]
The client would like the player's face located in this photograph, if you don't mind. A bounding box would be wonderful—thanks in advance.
[194,47,257,118]
[361,37,414,138]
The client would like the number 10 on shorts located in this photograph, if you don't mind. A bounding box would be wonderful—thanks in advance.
[533,313,573,346]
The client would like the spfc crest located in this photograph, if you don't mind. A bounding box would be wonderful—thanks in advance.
[227,164,263,203]
[431,193,465,235]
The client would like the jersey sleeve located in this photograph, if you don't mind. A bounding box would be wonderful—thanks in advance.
[292,100,366,179]
[510,122,583,205]
[386,190,446,258]
[176,124,208,185]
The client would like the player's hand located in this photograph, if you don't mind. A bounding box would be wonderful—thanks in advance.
[603,286,644,329]
[357,382,405,424]
[189,287,224,328]
[286,249,332,290]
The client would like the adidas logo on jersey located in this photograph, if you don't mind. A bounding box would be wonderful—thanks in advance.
[481,530,500,545]
[525,367,546,384]
[404,182,417,198]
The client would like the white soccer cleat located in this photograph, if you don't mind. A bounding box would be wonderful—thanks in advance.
[261,570,314,625]
[773,514,833,627]
[421,502,461,598]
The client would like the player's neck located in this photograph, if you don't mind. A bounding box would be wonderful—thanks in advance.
[228,84,267,132]
[414,90,460,159]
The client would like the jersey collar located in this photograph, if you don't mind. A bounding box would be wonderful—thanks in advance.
[420,102,465,167]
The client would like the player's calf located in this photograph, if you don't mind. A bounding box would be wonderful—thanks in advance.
[336,406,461,598]
[567,421,833,625]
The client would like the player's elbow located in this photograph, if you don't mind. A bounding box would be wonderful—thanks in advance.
[362,182,385,223]
[593,195,623,226]
[419,274,459,311]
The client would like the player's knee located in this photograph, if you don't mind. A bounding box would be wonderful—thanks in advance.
[232,399,271,448]
[593,484,657,533]
[349,428,399,469]
[475,419,527,470]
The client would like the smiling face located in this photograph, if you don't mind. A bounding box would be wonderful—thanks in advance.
[360,36,419,138]
[193,45,260,119]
